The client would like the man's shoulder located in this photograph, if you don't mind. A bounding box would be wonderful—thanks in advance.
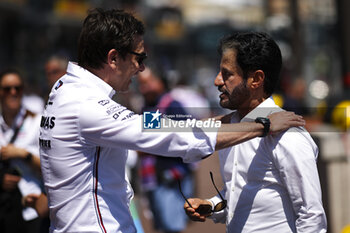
[79,95,132,124]
[270,126,318,158]
[54,77,108,103]
[278,126,312,141]
[270,126,313,144]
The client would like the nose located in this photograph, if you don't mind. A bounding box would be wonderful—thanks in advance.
[10,87,17,95]
[8,86,21,95]
[214,72,224,87]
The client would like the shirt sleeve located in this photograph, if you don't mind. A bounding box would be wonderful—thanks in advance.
[78,98,217,163]
[208,189,227,223]
[272,127,327,232]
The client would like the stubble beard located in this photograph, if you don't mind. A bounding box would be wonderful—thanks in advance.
[220,81,250,111]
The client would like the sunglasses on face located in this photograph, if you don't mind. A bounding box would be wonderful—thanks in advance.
[178,171,227,215]
[0,85,23,93]
[128,51,147,66]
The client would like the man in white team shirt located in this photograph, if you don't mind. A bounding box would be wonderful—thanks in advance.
[184,32,327,232]
[39,9,304,233]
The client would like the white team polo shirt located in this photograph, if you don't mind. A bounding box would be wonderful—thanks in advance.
[40,62,217,233]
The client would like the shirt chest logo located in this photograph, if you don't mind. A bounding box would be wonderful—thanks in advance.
[40,116,55,129]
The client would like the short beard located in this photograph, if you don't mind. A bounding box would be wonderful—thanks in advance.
[221,80,250,110]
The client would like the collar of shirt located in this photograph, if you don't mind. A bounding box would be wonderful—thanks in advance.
[66,62,116,98]
[240,97,281,123]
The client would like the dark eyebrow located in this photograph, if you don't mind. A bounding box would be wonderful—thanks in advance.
[221,67,233,76]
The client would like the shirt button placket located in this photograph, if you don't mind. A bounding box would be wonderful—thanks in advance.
[232,159,237,192]
[228,212,233,221]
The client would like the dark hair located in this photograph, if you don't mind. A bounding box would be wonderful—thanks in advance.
[0,68,24,86]
[218,32,282,96]
[78,8,145,69]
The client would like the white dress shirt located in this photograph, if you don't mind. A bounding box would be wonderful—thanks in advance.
[39,62,217,233]
[210,98,327,233]
[0,107,42,221]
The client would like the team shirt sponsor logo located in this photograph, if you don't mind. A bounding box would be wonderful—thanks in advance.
[100,101,135,121]
[39,138,51,148]
[98,99,110,106]
[40,116,55,129]
[106,104,123,115]
[113,109,135,121]
[121,112,135,121]
[54,80,63,90]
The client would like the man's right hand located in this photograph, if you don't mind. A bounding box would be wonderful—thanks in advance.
[184,198,213,222]
[2,173,21,192]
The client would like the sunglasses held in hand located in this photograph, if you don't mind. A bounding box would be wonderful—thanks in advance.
[179,171,227,215]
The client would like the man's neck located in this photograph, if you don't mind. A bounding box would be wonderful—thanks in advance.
[86,67,107,81]
[237,97,266,119]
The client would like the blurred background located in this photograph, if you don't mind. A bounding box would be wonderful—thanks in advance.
[1,0,350,232]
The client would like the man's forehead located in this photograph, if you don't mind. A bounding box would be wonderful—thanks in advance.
[222,48,236,59]
[1,73,22,84]
[221,52,237,68]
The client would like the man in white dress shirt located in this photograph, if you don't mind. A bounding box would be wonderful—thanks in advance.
[184,32,327,232]
[39,9,305,233]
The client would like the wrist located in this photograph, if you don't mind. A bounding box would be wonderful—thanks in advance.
[255,117,270,137]
[205,199,215,212]
[205,199,215,214]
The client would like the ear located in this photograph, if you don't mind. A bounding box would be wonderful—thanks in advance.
[107,49,119,67]
[248,70,265,90]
